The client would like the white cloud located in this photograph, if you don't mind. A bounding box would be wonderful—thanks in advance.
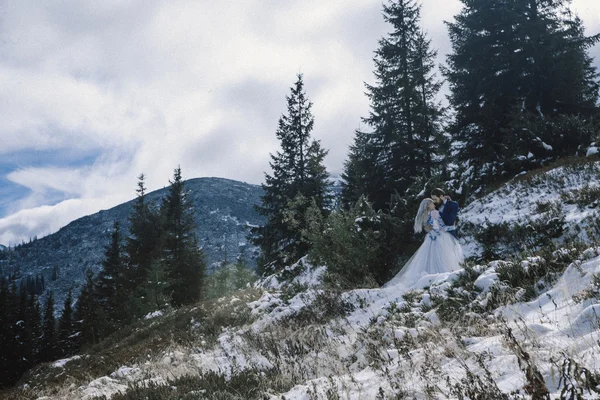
[0,196,128,246]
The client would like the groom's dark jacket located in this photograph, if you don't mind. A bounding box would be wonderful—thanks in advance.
[440,200,459,238]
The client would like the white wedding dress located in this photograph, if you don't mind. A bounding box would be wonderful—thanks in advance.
[385,209,464,290]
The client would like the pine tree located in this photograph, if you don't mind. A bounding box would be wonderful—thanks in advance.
[126,174,162,292]
[0,277,20,387]
[445,0,600,189]
[40,291,57,362]
[143,260,169,309]
[342,0,446,211]
[161,166,206,307]
[252,74,332,272]
[58,289,76,357]
[95,221,130,330]
[25,291,43,367]
[0,276,9,385]
[74,270,101,347]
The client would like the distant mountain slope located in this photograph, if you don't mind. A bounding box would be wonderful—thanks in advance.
[0,177,265,307]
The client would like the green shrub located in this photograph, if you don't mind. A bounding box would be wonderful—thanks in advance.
[306,197,402,288]
[471,203,566,261]
[106,368,286,400]
[203,260,257,300]
[561,184,600,210]
[285,289,355,327]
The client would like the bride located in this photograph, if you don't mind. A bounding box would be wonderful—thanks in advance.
[385,198,464,289]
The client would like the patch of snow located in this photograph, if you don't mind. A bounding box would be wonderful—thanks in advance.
[474,270,499,292]
[256,257,326,291]
[110,366,141,379]
[587,146,598,157]
[52,355,82,368]
[144,310,163,320]
[80,376,128,400]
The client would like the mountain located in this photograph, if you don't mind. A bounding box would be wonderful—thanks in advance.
[0,177,265,308]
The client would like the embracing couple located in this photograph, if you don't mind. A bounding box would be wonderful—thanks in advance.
[386,188,464,289]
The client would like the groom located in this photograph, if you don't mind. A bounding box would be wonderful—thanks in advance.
[431,188,459,238]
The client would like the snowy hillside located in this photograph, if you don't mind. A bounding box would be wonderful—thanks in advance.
[17,251,600,399]
[4,162,600,399]
[460,160,600,258]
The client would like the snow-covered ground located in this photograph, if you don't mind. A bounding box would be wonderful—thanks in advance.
[459,161,600,257]
[37,248,600,399]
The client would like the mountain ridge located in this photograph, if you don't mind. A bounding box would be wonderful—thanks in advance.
[0,177,265,308]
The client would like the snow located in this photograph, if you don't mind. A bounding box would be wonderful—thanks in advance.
[52,355,82,368]
[587,146,598,157]
[38,251,600,399]
[110,366,141,379]
[474,268,499,291]
[80,376,128,400]
[459,161,600,258]
[255,257,326,291]
[144,310,163,319]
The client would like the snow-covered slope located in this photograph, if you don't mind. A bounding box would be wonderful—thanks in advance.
[27,249,600,399]
[460,160,600,258]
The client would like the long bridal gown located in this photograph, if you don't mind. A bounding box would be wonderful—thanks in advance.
[385,209,464,290]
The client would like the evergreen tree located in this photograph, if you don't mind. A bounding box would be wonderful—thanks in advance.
[143,260,169,309]
[342,0,446,211]
[25,291,43,367]
[40,291,57,362]
[0,276,9,385]
[0,278,19,387]
[161,166,206,307]
[126,174,162,292]
[95,221,130,329]
[58,289,76,357]
[74,270,101,347]
[252,74,332,272]
[341,128,385,210]
[445,0,600,190]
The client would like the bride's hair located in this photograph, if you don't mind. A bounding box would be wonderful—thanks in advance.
[414,198,433,233]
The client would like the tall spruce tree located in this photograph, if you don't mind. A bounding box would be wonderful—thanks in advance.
[445,0,600,190]
[25,291,42,367]
[0,276,9,386]
[252,74,332,272]
[0,278,20,387]
[58,289,76,357]
[40,291,57,362]
[161,166,206,307]
[74,270,101,347]
[95,221,130,329]
[342,0,446,211]
[0,277,42,387]
[126,174,162,293]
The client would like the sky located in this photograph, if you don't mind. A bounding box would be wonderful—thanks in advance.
[1,0,599,246]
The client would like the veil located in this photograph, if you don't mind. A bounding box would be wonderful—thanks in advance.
[413,198,433,233]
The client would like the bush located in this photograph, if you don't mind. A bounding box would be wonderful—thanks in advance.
[561,184,600,210]
[203,260,257,300]
[306,192,423,288]
[471,202,566,261]
[305,197,388,288]
[106,368,285,400]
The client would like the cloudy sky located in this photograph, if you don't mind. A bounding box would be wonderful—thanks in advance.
[1,0,599,246]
